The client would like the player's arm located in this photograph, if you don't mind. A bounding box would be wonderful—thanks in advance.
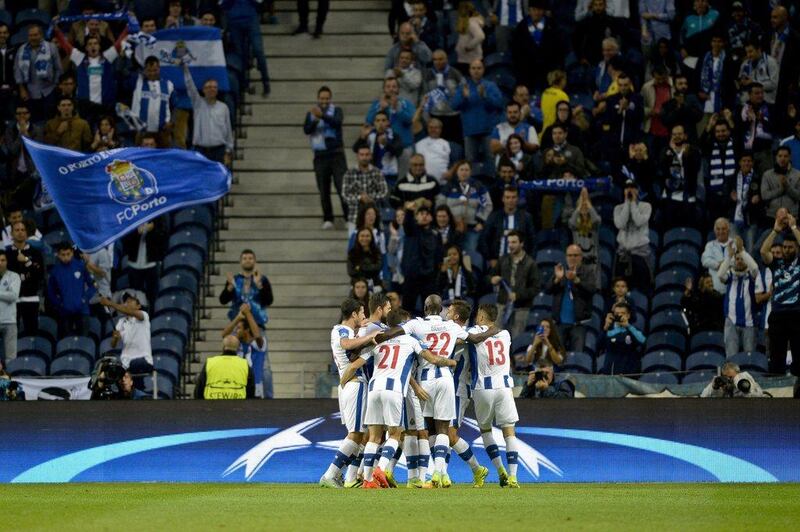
[340,357,367,387]
[374,325,405,344]
[420,349,457,367]
[465,325,500,344]
[410,377,430,401]
[340,332,378,351]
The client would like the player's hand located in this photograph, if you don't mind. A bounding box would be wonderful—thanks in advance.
[240,303,251,314]
[415,387,431,401]
[443,358,457,368]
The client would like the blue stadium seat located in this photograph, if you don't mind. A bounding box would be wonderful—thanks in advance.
[87,316,102,344]
[99,337,121,359]
[663,227,702,251]
[591,293,605,315]
[477,292,497,306]
[560,351,593,374]
[151,313,190,346]
[729,351,768,373]
[641,350,683,372]
[535,248,564,280]
[50,354,91,376]
[465,250,484,274]
[645,331,686,354]
[628,290,648,316]
[483,51,511,69]
[524,309,549,332]
[159,273,198,302]
[685,351,725,371]
[648,229,660,250]
[650,290,683,314]
[151,333,185,363]
[16,336,53,364]
[43,228,72,250]
[168,228,209,259]
[15,8,50,27]
[511,331,533,355]
[583,329,598,356]
[20,315,58,346]
[534,229,568,251]
[658,246,700,274]
[599,226,616,253]
[649,310,688,336]
[55,336,96,364]
[532,292,553,312]
[10,28,28,47]
[639,372,679,385]
[689,331,725,354]
[153,353,181,385]
[172,205,213,235]
[682,370,716,385]
[163,247,204,280]
[42,208,65,232]
[143,374,174,399]
[6,355,46,377]
[0,9,11,27]
[655,268,695,294]
[154,294,195,323]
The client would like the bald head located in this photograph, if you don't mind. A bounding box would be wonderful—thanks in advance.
[398,22,415,45]
[713,218,730,243]
[566,244,582,268]
[424,294,442,316]
[223,335,240,352]
[469,59,484,81]
[772,6,789,30]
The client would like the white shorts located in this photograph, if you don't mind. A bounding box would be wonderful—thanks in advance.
[338,380,367,433]
[473,388,519,429]
[364,389,404,427]
[403,388,424,431]
[419,377,456,421]
[451,393,470,428]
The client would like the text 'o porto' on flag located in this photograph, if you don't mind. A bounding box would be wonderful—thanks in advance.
[23,138,231,253]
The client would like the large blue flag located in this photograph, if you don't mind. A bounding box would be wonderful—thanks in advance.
[23,138,231,252]
[134,26,229,91]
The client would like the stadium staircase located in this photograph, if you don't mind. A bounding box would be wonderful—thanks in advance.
[187,0,390,398]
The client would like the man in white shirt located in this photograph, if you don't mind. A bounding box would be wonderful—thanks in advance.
[701,217,734,293]
[414,118,452,184]
[182,62,233,166]
[1,208,42,248]
[101,294,153,385]
[0,251,21,362]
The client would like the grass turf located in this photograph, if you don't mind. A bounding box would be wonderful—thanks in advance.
[2,483,798,531]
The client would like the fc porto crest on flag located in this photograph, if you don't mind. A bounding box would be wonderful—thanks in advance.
[105,159,158,205]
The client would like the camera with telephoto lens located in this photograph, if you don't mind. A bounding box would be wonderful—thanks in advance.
[0,378,23,401]
[533,370,547,383]
[712,375,734,394]
[89,357,127,400]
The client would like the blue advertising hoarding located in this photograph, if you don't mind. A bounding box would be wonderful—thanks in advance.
[1,400,797,483]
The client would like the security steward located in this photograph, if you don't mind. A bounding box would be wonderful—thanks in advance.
[194,335,255,399]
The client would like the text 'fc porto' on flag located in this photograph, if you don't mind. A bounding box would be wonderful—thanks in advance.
[23,138,231,253]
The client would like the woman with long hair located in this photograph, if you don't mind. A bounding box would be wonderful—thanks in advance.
[349,203,386,254]
[347,228,384,288]
[523,318,565,369]
[91,115,119,152]
[440,160,492,253]
[433,204,464,248]
[501,133,533,179]
[438,244,476,303]
[349,277,370,311]
[454,1,485,74]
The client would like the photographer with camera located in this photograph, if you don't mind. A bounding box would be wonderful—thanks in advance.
[599,301,646,375]
[701,362,766,398]
[0,363,24,400]
[519,361,575,399]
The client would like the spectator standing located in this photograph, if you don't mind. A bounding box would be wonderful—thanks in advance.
[718,241,760,356]
[759,211,800,376]
[702,116,738,223]
[391,154,439,208]
[726,2,761,63]
[657,124,702,230]
[433,204,464,249]
[342,145,389,231]
[414,118,455,184]
[639,0,676,50]
[14,25,62,123]
[573,0,626,66]
[220,0,271,95]
[546,244,597,352]
[47,243,95,338]
[454,1,485,74]
[540,70,569,132]
[82,244,114,307]
[409,1,440,51]
[488,0,524,53]
[761,146,800,222]
[162,0,196,28]
[450,59,504,169]
[1,103,42,209]
[661,74,703,143]
[737,40,779,105]
[755,242,782,358]
[387,50,422,104]
[421,50,464,143]
[680,0,719,59]
[681,273,724,334]
[220,249,274,329]
[365,77,415,176]
[698,34,738,122]
[121,218,167,309]
[293,0,330,38]
[701,217,734,294]
[182,63,233,165]
[101,294,153,380]
[738,83,773,173]
[732,152,763,251]
[356,112,403,183]
[439,160,493,253]
[0,252,20,363]
[779,118,800,170]
[1,208,41,248]
[131,56,175,147]
[489,101,539,155]
[599,301,645,375]
[765,6,800,123]
[613,180,652,292]
[488,230,540,337]
[0,23,16,123]
[524,318,565,368]
[438,244,476,303]
[401,204,443,313]
[481,185,535,268]
[385,22,432,70]
[348,228,384,289]
[597,73,644,167]
[194,336,255,399]
[90,116,119,152]
[518,360,575,398]
[564,187,602,287]
[304,86,348,230]
[5,222,42,334]
[510,0,559,92]
[348,204,386,254]
[44,97,92,151]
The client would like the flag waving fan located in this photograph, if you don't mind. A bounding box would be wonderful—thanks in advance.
[22,138,230,253]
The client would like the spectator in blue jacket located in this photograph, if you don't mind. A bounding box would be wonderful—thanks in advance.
[366,77,416,177]
[599,301,646,375]
[450,59,504,169]
[219,0,271,96]
[47,243,96,338]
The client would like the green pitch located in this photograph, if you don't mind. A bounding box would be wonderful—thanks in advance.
[3,483,799,531]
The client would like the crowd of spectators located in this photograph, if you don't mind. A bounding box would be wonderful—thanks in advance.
[304,0,800,387]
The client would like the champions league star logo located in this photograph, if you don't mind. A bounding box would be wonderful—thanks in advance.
[223,415,563,481]
[105,160,158,205]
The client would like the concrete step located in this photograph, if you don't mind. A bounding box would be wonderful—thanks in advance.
[217,229,348,241]
[246,80,379,103]
[241,125,361,148]
[242,103,370,126]
[274,0,389,11]
[232,172,325,194]
[262,11,387,34]
[209,271,348,287]
[222,203,339,218]
[210,262,346,277]
[236,148,315,171]
[261,35,389,58]
[252,57,384,81]
[206,293,346,310]
[215,240,345,261]
[227,192,346,209]
[226,217,343,231]
[200,316,340,332]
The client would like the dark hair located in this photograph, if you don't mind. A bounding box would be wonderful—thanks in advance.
[749,82,764,91]
[55,242,74,252]
[745,38,762,50]
[776,145,792,156]
[503,185,519,195]
[506,101,520,111]
[140,132,159,146]
[478,303,498,322]
[497,156,516,171]
[368,292,390,315]
[506,229,523,243]
[652,64,669,77]
[240,248,256,258]
[386,308,410,328]
[433,204,455,232]
[141,17,157,26]
[144,56,160,67]
[416,204,432,216]
[612,276,628,287]
[318,85,332,96]
[85,35,101,46]
[356,203,381,230]
[348,227,381,268]
[340,297,364,321]
[550,123,567,133]
[449,299,472,322]
[57,95,75,106]
[739,150,754,160]
[613,301,632,314]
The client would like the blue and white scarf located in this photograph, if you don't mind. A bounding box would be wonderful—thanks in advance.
[526,16,545,45]
[700,50,725,113]
[309,104,337,151]
[708,139,736,193]
[47,10,142,38]
[17,42,54,84]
